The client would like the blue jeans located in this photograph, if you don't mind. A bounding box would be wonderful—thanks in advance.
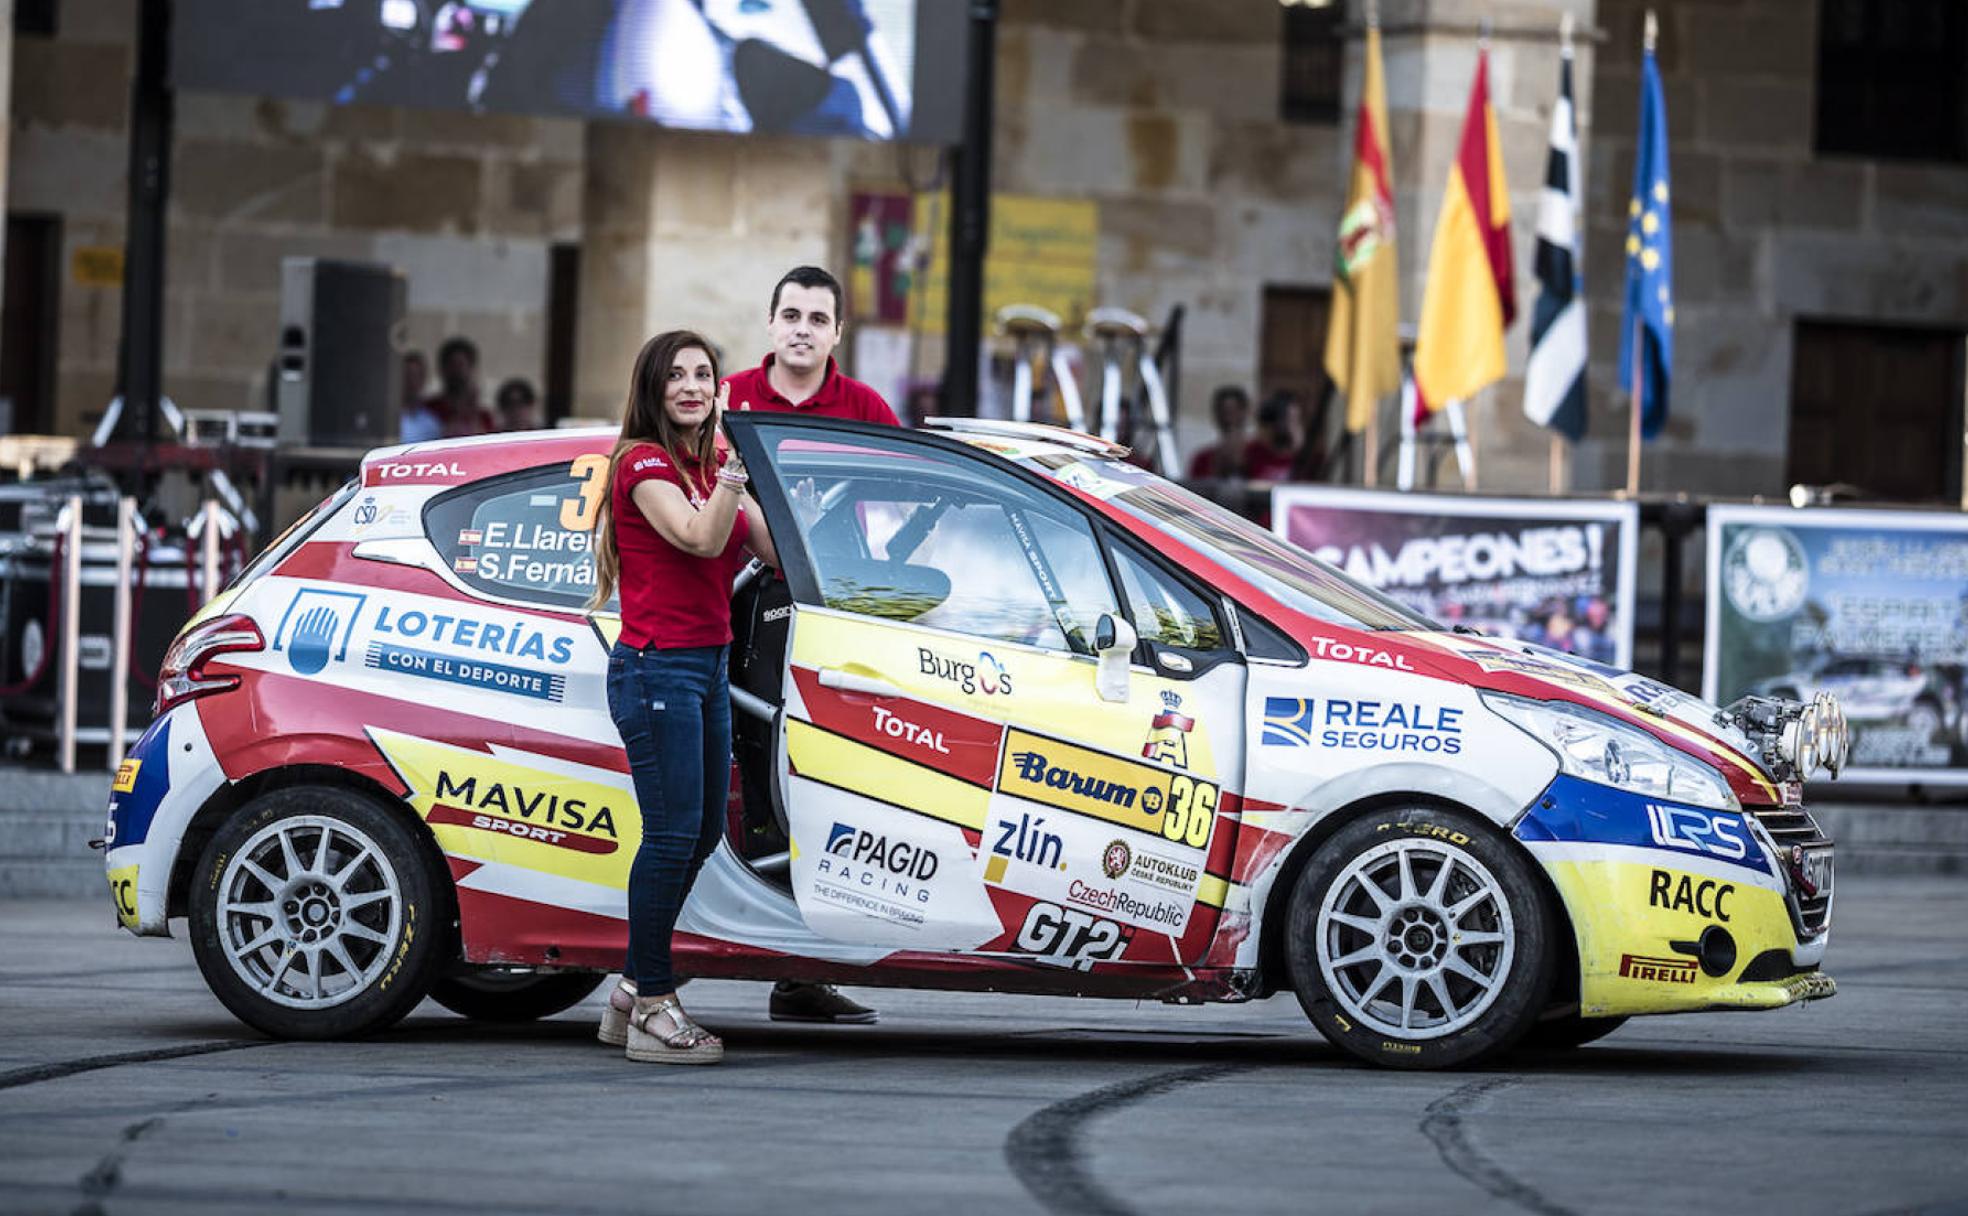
[606,642,731,993]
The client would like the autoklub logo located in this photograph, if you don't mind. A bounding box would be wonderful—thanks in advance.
[1102,839,1132,880]
[918,647,1012,696]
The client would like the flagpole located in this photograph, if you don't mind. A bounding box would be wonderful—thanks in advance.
[1626,10,1658,498]
[1557,8,1574,501]
[1549,435,1563,495]
[1365,402,1380,487]
[1626,318,1643,495]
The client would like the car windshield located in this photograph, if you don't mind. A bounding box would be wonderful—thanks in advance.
[1038,456,1435,631]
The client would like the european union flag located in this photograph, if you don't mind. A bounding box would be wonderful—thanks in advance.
[1618,42,1673,439]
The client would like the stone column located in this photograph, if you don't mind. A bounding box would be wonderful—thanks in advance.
[1361,0,1598,491]
[571,122,841,421]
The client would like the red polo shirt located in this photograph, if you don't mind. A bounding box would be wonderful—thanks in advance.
[724,355,900,426]
[613,443,751,650]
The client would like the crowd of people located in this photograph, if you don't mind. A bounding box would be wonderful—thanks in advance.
[398,337,543,442]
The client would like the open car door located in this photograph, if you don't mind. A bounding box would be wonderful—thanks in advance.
[726,415,1246,966]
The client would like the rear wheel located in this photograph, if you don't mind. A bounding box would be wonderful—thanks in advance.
[1285,805,1556,1069]
[428,969,607,1022]
[189,785,448,1039]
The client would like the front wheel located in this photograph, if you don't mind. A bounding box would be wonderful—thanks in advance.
[428,970,607,1022]
[189,784,448,1039]
[1285,806,1556,1069]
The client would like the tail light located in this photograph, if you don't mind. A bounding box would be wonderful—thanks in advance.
[156,613,264,714]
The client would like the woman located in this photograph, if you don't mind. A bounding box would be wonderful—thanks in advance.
[588,330,777,1064]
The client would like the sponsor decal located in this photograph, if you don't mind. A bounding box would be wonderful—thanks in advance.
[361,604,577,702]
[353,496,379,526]
[870,705,949,755]
[631,453,668,472]
[426,769,620,854]
[918,646,1013,697]
[1648,870,1734,921]
[1260,696,1464,754]
[111,758,141,794]
[1459,648,1615,694]
[996,728,1218,849]
[990,811,1065,872]
[1065,878,1185,930]
[1307,636,1416,672]
[1094,835,1199,896]
[762,605,794,623]
[272,588,368,676]
[1141,690,1193,768]
[1013,900,1129,966]
[368,460,467,483]
[812,821,943,929]
[458,528,484,546]
[1646,804,1750,862]
[1619,953,1699,984]
[453,556,479,574]
[108,864,140,929]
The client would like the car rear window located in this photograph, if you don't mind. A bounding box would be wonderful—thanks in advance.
[423,457,606,611]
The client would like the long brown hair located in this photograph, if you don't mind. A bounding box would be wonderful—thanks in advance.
[588,330,722,611]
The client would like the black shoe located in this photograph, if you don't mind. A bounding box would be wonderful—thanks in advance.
[769,981,878,1024]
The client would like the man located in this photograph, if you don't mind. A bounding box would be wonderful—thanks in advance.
[399,351,441,443]
[724,266,899,425]
[427,336,495,437]
[1185,385,1251,480]
[725,266,892,1027]
[495,377,542,432]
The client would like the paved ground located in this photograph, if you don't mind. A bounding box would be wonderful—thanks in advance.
[1,877,1964,1216]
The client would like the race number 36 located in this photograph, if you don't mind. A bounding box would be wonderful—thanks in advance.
[1160,774,1217,849]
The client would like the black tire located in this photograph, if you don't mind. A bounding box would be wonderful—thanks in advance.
[428,970,607,1022]
[188,784,449,1039]
[1285,805,1557,1070]
[1518,1012,1629,1051]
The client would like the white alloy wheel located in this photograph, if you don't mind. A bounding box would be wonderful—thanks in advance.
[1315,838,1515,1041]
[216,815,403,1010]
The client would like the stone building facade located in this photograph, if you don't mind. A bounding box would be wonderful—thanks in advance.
[5,0,1966,504]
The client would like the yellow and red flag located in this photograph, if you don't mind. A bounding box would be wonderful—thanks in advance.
[1412,48,1516,417]
[1322,25,1401,435]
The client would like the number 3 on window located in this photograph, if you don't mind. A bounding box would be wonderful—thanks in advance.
[561,454,608,531]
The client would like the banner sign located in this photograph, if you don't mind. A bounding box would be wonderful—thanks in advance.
[1705,505,1968,784]
[1273,487,1640,670]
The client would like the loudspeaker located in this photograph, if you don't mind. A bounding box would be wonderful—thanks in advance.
[276,258,406,448]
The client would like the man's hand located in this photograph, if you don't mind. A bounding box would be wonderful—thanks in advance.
[790,477,824,525]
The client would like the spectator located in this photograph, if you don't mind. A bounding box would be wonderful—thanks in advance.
[399,351,441,443]
[1244,391,1302,483]
[426,336,495,437]
[495,377,542,431]
[1185,386,1250,480]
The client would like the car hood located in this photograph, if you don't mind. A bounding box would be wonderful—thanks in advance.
[1408,631,1779,801]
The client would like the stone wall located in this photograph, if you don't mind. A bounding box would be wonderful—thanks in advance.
[1578,0,1968,497]
[992,0,1345,448]
[8,0,582,438]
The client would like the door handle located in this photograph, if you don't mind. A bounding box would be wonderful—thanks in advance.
[818,668,904,698]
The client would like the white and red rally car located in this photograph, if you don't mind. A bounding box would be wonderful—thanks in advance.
[103,416,1847,1067]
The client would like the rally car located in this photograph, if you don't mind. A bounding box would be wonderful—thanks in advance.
[102,415,1849,1068]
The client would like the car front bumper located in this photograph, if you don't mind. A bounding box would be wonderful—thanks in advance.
[1514,775,1834,1018]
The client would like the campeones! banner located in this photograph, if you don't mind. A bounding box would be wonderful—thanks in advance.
[1706,506,1968,783]
[1272,488,1639,670]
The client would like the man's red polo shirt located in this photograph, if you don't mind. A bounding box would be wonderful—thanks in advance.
[724,355,899,426]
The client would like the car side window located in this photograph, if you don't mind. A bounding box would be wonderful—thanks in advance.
[424,458,607,610]
[1110,543,1227,653]
[758,430,1117,654]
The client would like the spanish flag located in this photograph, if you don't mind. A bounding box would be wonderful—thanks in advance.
[1412,49,1516,417]
[1323,25,1402,435]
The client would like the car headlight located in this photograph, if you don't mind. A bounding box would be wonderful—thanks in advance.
[1482,692,1740,812]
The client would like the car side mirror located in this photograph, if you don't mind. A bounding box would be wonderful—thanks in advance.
[1095,613,1136,703]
